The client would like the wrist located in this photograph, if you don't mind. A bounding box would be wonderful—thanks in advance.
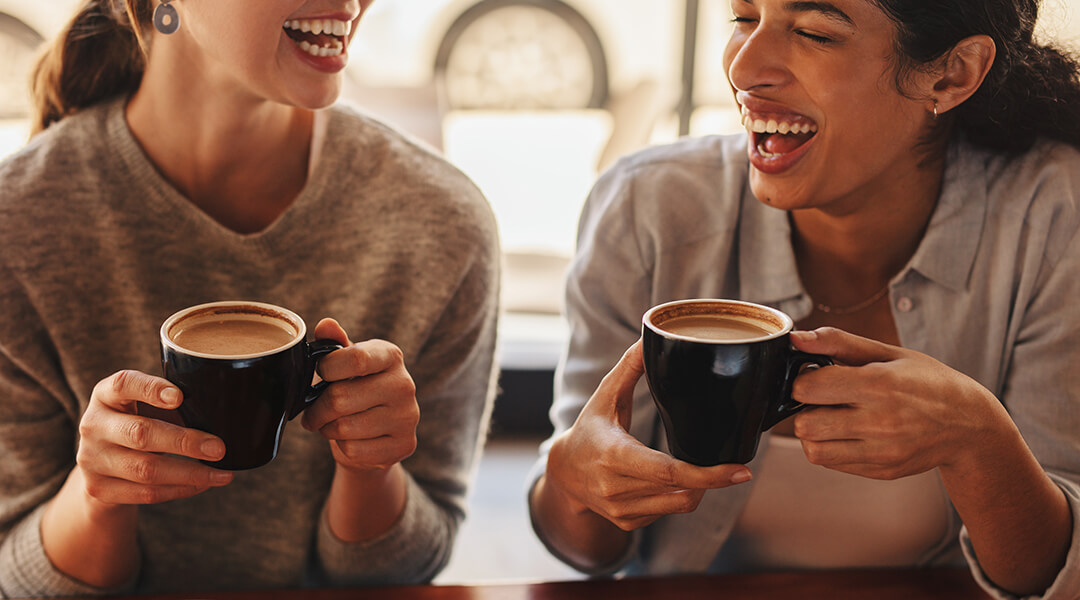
[940,386,1020,477]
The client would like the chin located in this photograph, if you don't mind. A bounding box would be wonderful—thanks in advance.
[288,88,343,111]
[748,175,816,211]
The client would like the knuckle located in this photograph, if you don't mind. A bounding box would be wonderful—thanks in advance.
[130,455,159,484]
[349,349,370,375]
[595,478,621,500]
[398,437,417,460]
[138,486,165,505]
[75,443,95,469]
[326,386,350,415]
[110,369,131,395]
[338,440,361,461]
[124,419,151,450]
[399,374,417,398]
[78,413,98,440]
[83,476,108,502]
[673,495,699,514]
[613,519,636,532]
[656,462,679,487]
[803,443,825,465]
[175,431,196,457]
[816,326,843,341]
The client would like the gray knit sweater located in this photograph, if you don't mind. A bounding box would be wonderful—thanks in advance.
[0,99,500,597]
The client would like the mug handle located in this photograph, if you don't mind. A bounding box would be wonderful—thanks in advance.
[761,350,833,431]
[288,339,345,420]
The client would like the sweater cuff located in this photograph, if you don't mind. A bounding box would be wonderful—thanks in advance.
[961,473,1080,600]
[317,473,450,585]
[0,504,137,598]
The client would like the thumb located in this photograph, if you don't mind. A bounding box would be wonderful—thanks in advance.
[313,317,352,347]
[790,326,897,366]
[590,340,646,431]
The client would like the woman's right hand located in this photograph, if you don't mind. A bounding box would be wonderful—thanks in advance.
[77,369,234,506]
[542,341,753,532]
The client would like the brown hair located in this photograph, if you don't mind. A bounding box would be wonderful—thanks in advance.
[30,0,153,136]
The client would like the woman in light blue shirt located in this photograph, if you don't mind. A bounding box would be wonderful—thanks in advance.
[529,0,1080,598]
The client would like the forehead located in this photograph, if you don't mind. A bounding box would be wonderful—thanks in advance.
[733,0,889,24]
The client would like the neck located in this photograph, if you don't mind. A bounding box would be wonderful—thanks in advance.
[790,154,945,305]
[124,40,315,233]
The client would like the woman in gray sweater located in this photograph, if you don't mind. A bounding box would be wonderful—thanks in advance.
[0,0,499,596]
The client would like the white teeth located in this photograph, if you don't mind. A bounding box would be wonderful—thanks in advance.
[741,113,819,136]
[284,18,352,37]
[285,18,351,57]
[298,39,344,57]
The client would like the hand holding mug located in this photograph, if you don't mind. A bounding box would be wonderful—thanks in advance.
[789,327,1009,480]
[300,319,419,473]
[545,342,752,532]
[77,370,233,506]
[161,301,344,470]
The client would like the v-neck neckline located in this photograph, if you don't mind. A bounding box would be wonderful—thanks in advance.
[107,100,335,244]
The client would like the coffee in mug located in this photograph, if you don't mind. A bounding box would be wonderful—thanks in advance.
[160,301,343,470]
[642,299,831,466]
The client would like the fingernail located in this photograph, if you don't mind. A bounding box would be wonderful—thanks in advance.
[211,470,233,484]
[730,470,753,484]
[160,387,180,407]
[201,439,225,460]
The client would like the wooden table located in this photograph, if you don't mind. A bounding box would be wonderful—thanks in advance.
[89,568,991,600]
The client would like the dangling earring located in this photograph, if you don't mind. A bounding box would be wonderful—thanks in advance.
[154,0,180,35]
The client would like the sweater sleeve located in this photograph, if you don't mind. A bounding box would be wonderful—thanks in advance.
[0,280,137,598]
[315,200,501,584]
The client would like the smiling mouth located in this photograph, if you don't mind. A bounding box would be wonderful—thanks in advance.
[740,106,819,159]
[284,18,352,58]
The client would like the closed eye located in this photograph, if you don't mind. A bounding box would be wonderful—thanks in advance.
[796,30,833,44]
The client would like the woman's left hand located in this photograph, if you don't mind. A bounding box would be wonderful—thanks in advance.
[788,327,1012,480]
[301,319,420,473]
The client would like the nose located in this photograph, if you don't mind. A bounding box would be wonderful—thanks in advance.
[724,25,790,93]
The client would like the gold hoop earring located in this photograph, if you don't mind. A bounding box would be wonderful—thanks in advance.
[932,101,939,120]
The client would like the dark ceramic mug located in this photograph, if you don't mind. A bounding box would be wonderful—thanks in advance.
[160,301,343,470]
[642,298,832,466]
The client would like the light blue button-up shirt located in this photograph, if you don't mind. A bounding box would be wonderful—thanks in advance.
[531,133,1080,599]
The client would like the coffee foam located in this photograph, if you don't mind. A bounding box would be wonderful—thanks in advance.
[646,299,791,343]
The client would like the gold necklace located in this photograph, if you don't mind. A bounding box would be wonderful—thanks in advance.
[811,285,890,315]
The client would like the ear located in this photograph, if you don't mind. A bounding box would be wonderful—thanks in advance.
[931,35,996,115]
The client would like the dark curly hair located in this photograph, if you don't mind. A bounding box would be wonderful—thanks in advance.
[873,0,1080,153]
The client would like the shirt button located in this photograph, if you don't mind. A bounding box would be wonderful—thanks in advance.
[896,297,914,312]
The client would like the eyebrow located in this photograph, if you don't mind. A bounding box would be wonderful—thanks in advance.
[738,0,857,28]
[785,1,856,27]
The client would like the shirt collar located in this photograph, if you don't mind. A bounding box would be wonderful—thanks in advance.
[904,138,988,291]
